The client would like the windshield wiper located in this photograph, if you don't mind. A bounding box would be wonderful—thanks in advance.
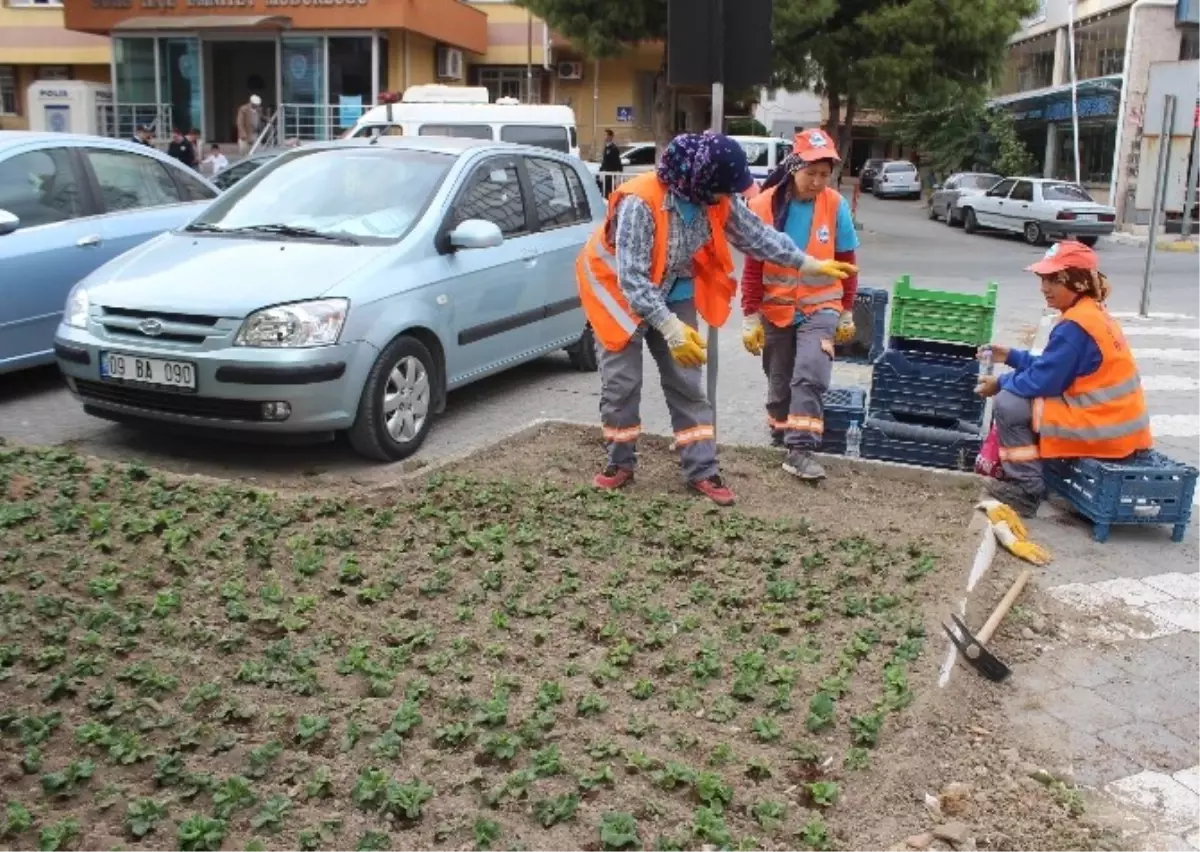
[226,224,359,244]
[184,222,227,233]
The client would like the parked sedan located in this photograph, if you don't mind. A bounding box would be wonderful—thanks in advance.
[958,177,1116,245]
[0,131,218,374]
[928,172,1002,226]
[873,160,922,199]
[858,158,886,191]
[55,137,603,461]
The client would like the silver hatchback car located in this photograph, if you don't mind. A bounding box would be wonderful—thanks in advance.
[55,137,603,461]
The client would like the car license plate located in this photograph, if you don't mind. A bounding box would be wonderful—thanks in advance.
[100,352,197,390]
[1077,214,1098,222]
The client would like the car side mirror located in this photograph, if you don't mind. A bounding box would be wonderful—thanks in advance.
[932,183,942,191]
[0,209,19,236]
[448,218,503,251]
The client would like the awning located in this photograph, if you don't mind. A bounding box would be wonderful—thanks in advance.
[112,15,291,31]
[989,74,1122,107]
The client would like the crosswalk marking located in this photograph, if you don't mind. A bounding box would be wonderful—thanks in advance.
[1133,348,1200,363]
[1151,414,1200,437]
[1123,326,1200,339]
[1113,312,1197,321]
[1142,375,1200,392]
[1049,572,1200,641]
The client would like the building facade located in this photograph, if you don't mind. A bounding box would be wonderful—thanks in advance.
[0,0,111,130]
[992,0,1198,218]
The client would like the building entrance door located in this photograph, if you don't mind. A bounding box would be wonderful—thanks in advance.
[208,40,278,145]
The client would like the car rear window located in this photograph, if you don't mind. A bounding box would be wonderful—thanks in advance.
[884,162,916,173]
[499,124,570,153]
[418,124,494,140]
[963,175,1001,190]
[1042,182,1093,202]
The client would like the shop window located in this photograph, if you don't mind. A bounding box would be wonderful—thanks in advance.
[1,66,17,115]
[1054,122,1115,184]
[1182,29,1200,60]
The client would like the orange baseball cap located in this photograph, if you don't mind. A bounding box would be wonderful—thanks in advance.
[1026,240,1099,275]
[792,128,841,163]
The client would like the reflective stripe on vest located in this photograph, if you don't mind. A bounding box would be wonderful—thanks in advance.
[581,235,638,337]
[1061,373,1142,408]
[1037,411,1152,442]
[750,186,843,326]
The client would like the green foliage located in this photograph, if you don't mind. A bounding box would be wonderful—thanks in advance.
[986,108,1039,177]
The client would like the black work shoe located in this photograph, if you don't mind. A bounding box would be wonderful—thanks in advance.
[770,430,785,448]
[983,478,1045,518]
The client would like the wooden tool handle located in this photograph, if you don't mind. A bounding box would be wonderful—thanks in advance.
[976,568,1033,645]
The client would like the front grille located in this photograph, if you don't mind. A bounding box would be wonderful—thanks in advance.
[101,307,221,326]
[75,379,265,421]
[99,306,223,344]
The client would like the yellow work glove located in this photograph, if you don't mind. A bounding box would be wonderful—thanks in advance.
[992,520,1054,566]
[834,310,856,344]
[977,499,1029,540]
[742,314,765,355]
[800,256,859,280]
[657,314,708,368]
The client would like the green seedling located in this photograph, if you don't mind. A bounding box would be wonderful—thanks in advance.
[178,815,226,851]
[598,812,640,850]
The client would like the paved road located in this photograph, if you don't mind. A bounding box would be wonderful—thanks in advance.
[0,194,1195,488]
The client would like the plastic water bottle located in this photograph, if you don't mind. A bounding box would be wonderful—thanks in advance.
[980,345,994,376]
[846,418,862,458]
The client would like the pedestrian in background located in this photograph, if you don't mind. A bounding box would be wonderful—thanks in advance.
[166,129,193,168]
[184,129,201,170]
[202,143,229,177]
[236,94,262,156]
[600,129,623,172]
[741,128,861,481]
[576,131,856,506]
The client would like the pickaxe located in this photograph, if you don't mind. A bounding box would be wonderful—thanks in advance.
[943,568,1033,682]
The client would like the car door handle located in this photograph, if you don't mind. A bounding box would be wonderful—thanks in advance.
[77,234,102,248]
[521,248,538,266]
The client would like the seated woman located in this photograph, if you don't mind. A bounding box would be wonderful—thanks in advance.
[975,240,1152,517]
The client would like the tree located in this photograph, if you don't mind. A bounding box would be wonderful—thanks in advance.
[888,92,1039,179]
[513,0,673,149]
[771,0,1036,166]
[984,108,1039,177]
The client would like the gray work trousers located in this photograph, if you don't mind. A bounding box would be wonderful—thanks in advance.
[993,390,1046,494]
[762,310,840,451]
[598,299,718,482]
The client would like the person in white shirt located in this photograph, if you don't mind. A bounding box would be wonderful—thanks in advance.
[202,144,229,177]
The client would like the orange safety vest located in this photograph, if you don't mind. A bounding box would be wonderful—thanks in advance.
[575,172,737,352]
[748,185,843,328]
[1030,297,1153,460]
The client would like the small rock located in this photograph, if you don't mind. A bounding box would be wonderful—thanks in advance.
[933,821,970,846]
[999,748,1020,765]
[939,782,972,816]
[972,764,989,778]
[906,831,934,849]
[1028,611,1049,633]
[1021,627,1037,640]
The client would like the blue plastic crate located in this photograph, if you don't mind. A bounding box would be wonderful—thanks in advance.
[1044,451,1198,543]
[834,287,888,365]
[869,344,984,426]
[821,386,867,455]
[861,412,982,472]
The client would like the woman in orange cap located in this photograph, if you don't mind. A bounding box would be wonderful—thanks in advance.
[974,240,1153,517]
[739,128,861,481]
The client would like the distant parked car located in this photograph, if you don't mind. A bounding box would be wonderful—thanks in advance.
[55,137,603,461]
[211,151,284,191]
[957,177,1116,246]
[585,141,656,177]
[858,158,886,190]
[872,160,922,200]
[0,131,218,375]
[928,172,1002,226]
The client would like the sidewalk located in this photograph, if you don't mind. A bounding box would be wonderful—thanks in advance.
[1106,231,1199,253]
[999,311,1200,850]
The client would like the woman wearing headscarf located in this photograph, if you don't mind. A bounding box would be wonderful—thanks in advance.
[740,128,861,482]
[576,132,857,506]
[974,240,1152,517]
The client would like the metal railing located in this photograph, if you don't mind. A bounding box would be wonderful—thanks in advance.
[96,103,173,142]
[276,103,366,144]
[594,171,638,197]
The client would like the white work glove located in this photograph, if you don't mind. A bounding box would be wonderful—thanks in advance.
[655,314,707,368]
[742,314,765,355]
[800,256,858,279]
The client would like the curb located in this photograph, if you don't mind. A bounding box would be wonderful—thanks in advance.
[1156,240,1199,253]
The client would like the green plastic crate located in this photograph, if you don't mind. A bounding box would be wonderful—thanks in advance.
[889,276,998,346]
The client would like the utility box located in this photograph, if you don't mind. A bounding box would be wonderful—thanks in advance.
[25,81,113,136]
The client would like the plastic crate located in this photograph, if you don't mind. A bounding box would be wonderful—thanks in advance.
[869,345,984,425]
[860,412,982,472]
[1044,451,1198,543]
[834,287,888,365]
[889,276,998,346]
[820,386,867,455]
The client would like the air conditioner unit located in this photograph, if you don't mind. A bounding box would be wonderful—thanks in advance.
[557,61,583,80]
[436,47,464,81]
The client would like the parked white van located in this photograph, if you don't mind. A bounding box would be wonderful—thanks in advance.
[346,85,579,158]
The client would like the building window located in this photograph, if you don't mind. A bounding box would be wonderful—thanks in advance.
[1054,121,1116,184]
[477,67,540,103]
[4,0,64,6]
[1016,50,1055,91]
[1097,48,1124,76]
[1182,28,1200,60]
[1,66,17,115]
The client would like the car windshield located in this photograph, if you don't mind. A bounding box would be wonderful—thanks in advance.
[1042,182,1093,202]
[188,148,454,243]
[963,174,1001,190]
[884,162,915,173]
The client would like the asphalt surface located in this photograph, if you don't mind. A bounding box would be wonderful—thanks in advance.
[1,194,1196,487]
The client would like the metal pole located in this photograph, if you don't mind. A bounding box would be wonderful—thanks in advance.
[526,10,534,104]
[1141,94,1176,318]
[592,59,600,158]
[1180,111,1199,243]
[1066,0,1081,184]
[707,0,724,438]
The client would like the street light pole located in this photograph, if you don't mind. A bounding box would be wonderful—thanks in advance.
[707,0,724,438]
[1141,94,1176,318]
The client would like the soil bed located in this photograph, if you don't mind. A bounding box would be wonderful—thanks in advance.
[0,425,1113,851]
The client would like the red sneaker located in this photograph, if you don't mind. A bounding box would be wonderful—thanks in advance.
[690,474,735,506]
[593,465,634,490]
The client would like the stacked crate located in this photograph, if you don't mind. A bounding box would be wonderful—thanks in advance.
[861,277,998,472]
[833,287,889,366]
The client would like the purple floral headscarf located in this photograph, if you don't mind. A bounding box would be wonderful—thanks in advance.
[656,132,752,205]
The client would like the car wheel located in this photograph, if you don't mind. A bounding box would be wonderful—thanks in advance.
[963,208,979,234]
[928,201,939,220]
[566,323,599,372]
[348,335,437,462]
[1023,222,1045,246]
[1078,236,1098,247]
[946,206,960,227]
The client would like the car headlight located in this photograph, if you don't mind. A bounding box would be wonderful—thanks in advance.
[235,299,349,348]
[64,287,89,329]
